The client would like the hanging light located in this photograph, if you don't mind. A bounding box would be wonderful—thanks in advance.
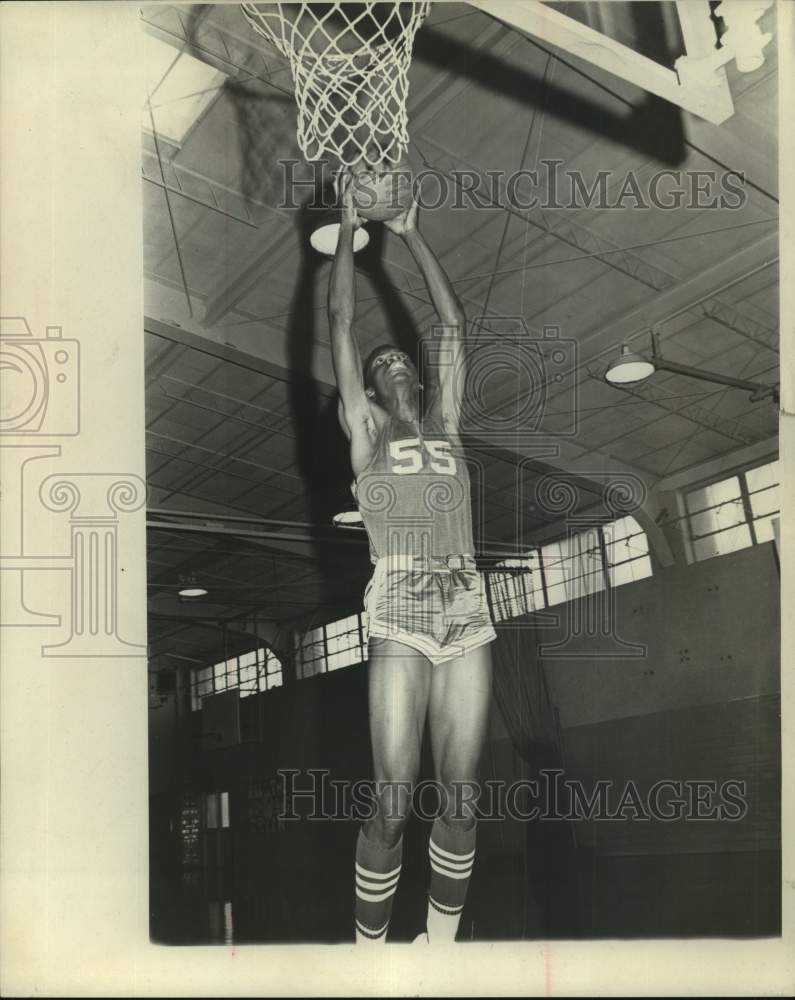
[604,344,656,385]
[604,331,779,403]
[310,209,370,256]
[178,575,207,598]
[332,509,364,529]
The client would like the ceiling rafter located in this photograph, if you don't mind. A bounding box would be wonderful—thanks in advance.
[413,136,677,292]
[585,369,756,446]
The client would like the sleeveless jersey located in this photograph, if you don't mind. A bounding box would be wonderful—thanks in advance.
[352,413,474,564]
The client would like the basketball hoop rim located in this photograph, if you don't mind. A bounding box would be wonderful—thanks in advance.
[239,0,431,167]
[241,2,422,65]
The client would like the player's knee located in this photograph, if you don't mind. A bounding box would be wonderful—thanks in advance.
[439,779,480,830]
[370,779,413,840]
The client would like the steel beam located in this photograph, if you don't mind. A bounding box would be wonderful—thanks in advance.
[586,369,756,446]
[147,519,365,548]
[572,232,779,366]
[145,317,336,397]
[414,137,677,292]
[700,299,779,353]
[652,434,778,493]
[201,222,295,328]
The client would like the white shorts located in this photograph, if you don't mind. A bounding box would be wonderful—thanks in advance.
[363,554,496,665]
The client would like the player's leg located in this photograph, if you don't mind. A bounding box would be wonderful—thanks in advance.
[355,637,432,944]
[425,642,493,942]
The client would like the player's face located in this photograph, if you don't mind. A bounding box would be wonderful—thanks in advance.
[370,350,417,392]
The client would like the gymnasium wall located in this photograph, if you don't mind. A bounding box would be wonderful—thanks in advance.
[482,540,781,935]
[539,542,780,729]
[520,541,781,852]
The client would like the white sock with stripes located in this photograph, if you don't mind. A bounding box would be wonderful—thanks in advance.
[354,827,403,944]
[426,817,476,943]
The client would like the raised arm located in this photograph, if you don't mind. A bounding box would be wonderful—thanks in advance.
[386,199,466,430]
[328,172,377,472]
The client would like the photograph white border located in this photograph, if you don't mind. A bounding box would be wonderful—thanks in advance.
[1,1,793,994]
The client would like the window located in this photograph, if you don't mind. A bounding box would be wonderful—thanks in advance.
[745,460,780,544]
[263,646,284,690]
[295,613,366,677]
[238,649,258,699]
[190,646,283,710]
[194,665,213,704]
[685,460,779,561]
[296,625,326,679]
[541,527,606,607]
[488,554,544,621]
[485,515,653,622]
[603,515,653,587]
[325,614,366,672]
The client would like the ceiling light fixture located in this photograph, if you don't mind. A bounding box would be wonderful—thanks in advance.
[310,209,370,256]
[178,575,208,598]
[332,509,365,529]
[604,345,656,385]
[605,331,779,403]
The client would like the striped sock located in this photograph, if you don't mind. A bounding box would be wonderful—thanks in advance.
[426,817,476,943]
[354,827,403,944]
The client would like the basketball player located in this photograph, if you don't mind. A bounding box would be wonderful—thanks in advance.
[327,170,496,944]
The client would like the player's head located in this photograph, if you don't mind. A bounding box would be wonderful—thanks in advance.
[363,343,419,406]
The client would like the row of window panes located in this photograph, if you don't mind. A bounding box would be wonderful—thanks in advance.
[685,460,779,562]
[295,614,365,679]
[540,516,652,608]
[488,554,545,621]
[191,646,283,710]
[488,516,652,620]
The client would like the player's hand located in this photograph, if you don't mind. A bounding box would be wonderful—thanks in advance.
[335,169,363,230]
[384,188,419,236]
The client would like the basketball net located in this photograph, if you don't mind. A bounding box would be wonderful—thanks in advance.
[240,2,431,167]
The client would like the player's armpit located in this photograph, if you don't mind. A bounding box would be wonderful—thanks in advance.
[345,405,378,477]
[337,396,377,466]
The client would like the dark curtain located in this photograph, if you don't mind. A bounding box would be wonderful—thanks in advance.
[490,619,581,936]
[490,620,561,772]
